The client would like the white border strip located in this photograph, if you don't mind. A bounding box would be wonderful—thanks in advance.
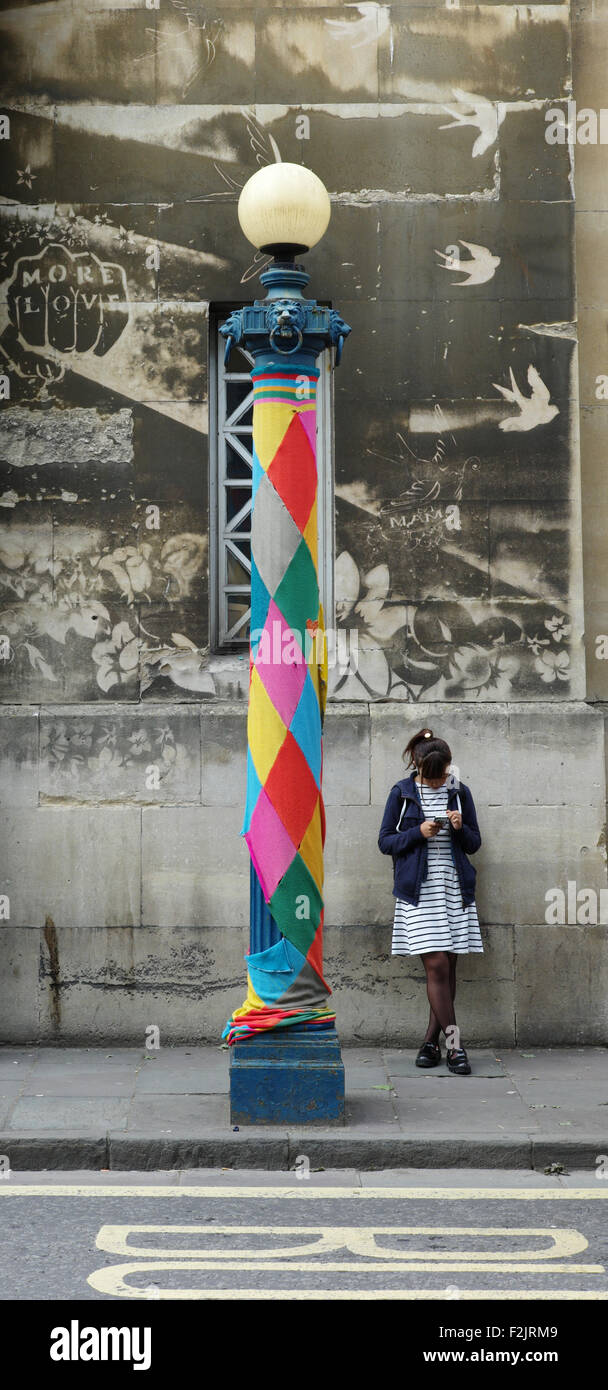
[0,1186,606,1199]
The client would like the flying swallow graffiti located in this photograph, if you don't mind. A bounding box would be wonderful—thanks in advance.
[436,240,501,286]
[492,365,560,432]
[439,90,506,158]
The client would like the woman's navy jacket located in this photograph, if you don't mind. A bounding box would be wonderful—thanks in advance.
[377,773,482,908]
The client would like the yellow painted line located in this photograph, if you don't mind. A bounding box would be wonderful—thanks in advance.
[90,1259,604,1279]
[94,1222,590,1260]
[88,1219,605,1295]
[1,1185,607,1199]
[85,1277,608,1302]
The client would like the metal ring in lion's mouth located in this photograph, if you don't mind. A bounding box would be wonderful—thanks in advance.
[269,326,304,356]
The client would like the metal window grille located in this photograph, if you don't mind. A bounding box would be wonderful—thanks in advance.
[209,309,334,651]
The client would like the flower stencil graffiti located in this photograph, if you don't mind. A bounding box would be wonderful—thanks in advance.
[329,548,571,702]
[0,528,213,697]
[40,715,196,798]
[331,401,572,701]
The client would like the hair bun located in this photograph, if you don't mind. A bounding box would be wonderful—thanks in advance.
[401,726,450,770]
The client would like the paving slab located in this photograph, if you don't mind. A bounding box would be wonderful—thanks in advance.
[357,1168,566,1188]
[0,1045,606,1172]
[128,1095,229,1131]
[134,1050,229,1095]
[8,1097,132,1132]
[342,1065,392,1088]
[385,1049,508,1078]
[0,1080,29,1098]
[176,1168,363,1185]
[21,1072,136,1098]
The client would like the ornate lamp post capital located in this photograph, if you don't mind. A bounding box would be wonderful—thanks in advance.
[219,268,351,369]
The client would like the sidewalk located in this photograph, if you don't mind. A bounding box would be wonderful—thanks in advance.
[1,1045,607,1172]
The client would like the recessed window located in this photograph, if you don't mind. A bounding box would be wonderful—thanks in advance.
[209,306,334,652]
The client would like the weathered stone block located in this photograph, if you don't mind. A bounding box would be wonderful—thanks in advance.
[1,806,140,928]
[514,925,608,1043]
[400,599,582,701]
[0,114,54,203]
[476,804,607,925]
[323,922,515,1046]
[507,704,605,806]
[335,296,575,406]
[377,200,574,307]
[380,8,570,102]
[576,306,608,408]
[334,397,575,507]
[0,707,39,808]
[574,210,608,310]
[0,406,133,471]
[489,501,570,604]
[325,803,396,925]
[500,104,574,203]
[104,301,208,404]
[257,104,497,198]
[322,705,370,805]
[370,702,510,805]
[0,7,156,103]
[255,11,379,102]
[155,11,255,104]
[52,498,207,608]
[0,926,39,1043]
[132,403,208,507]
[200,706,247,806]
[138,602,212,703]
[35,924,249,1044]
[141,805,250,927]
[39,704,202,805]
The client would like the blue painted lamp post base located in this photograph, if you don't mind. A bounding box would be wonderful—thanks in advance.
[230,1023,346,1126]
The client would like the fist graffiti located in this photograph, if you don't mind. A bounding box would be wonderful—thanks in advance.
[1,241,129,380]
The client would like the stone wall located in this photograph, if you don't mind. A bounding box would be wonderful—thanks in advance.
[1,1,606,1044]
[2,699,606,1044]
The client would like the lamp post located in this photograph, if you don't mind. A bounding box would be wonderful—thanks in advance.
[220,163,350,1125]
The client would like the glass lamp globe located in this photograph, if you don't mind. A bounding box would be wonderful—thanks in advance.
[237,163,331,259]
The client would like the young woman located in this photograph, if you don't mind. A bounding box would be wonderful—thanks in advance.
[377,727,482,1075]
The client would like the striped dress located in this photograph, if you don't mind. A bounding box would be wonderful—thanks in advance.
[391,777,483,956]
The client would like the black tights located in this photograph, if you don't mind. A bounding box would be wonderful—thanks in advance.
[421,951,461,1049]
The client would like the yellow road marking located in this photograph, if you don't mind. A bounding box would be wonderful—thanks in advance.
[88,1217,605,1295]
[88,1258,604,1298]
[95,1222,591,1261]
[85,1278,608,1301]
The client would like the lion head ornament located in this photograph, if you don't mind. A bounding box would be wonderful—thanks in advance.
[264,299,306,355]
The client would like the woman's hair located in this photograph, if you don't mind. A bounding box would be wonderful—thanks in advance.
[402,726,452,779]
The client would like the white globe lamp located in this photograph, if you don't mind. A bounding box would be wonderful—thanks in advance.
[237,162,331,260]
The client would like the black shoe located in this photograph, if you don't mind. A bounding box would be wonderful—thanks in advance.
[415,1041,441,1068]
[446,1046,471,1075]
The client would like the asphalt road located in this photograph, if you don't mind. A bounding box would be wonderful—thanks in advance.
[1,1168,607,1302]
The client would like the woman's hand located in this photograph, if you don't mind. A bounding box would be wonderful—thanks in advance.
[421,820,441,838]
[447,809,462,830]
